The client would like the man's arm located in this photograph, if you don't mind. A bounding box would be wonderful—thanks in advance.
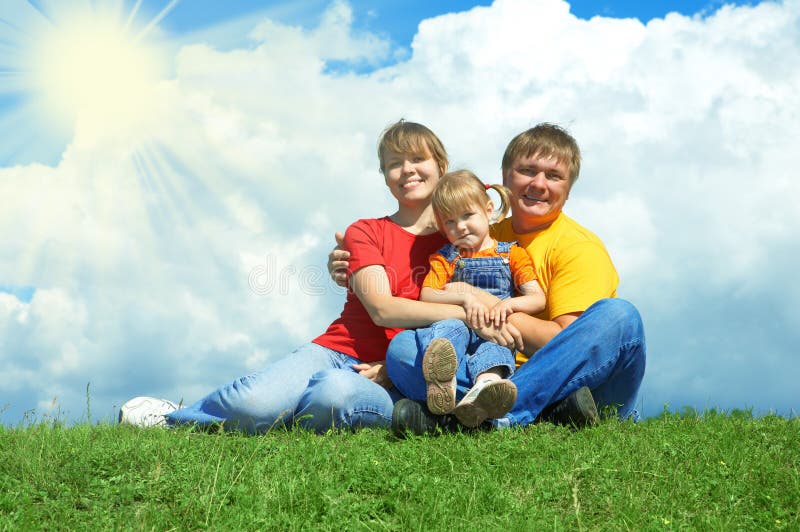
[509,238,618,355]
[508,311,581,356]
[328,231,350,287]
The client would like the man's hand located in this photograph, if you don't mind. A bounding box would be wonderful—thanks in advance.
[471,321,524,351]
[328,231,351,287]
[352,361,394,389]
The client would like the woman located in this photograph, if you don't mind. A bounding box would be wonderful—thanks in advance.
[119,120,469,433]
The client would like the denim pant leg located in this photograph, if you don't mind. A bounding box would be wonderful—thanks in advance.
[165,342,338,433]
[295,364,402,433]
[386,319,473,402]
[505,298,646,427]
[466,335,516,381]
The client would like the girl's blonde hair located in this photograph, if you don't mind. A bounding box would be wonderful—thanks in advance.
[378,119,448,176]
[432,170,511,229]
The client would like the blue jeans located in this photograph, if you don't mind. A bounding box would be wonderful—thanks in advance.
[386,319,517,401]
[386,298,646,426]
[165,343,401,434]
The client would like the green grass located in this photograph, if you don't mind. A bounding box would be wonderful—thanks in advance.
[1,411,797,530]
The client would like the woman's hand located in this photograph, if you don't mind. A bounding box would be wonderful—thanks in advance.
[352,361,394,389]
[471,321,524,351]
[328,231,350,287]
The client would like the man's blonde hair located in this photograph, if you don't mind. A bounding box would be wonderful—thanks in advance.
[502,123,581,183]
[432,170,511,230]
[378,119,448,176]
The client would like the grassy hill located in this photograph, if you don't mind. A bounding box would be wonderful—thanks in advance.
[1,410,797,530]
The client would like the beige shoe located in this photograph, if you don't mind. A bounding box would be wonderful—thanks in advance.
[422,338,458,415]
[453,379,517,428]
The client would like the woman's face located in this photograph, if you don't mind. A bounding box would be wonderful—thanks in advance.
[382,149,442,207]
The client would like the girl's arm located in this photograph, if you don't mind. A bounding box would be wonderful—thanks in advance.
[488,280,546,326]
[351,265,466,328]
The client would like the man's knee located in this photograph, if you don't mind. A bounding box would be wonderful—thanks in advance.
[591,298,644,337]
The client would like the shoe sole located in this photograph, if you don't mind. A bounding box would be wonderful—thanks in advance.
[422,338,458,415]
[453,380,517,428]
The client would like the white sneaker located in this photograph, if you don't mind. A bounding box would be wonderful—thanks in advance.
[118,396,179,427]
[453,379,517,428]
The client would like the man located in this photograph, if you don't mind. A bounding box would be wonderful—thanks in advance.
[331,124,646,432]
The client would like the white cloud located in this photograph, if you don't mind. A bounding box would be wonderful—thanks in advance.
[1,0,798,424]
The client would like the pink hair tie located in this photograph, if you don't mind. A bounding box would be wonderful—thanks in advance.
[484,183,492,190]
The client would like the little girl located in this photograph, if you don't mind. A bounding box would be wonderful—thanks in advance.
[417,170,546,427]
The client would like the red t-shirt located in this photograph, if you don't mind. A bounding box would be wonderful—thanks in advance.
[313,217,447,362]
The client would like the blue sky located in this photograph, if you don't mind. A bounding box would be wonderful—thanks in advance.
[0,0,796,426]
[149,1,760,35]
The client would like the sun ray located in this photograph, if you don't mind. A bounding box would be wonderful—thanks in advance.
[133,0,180,44]
[123,0,144,34]
[24,0,57,28]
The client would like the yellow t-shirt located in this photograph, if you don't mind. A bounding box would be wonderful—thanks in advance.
[491,213,619,364]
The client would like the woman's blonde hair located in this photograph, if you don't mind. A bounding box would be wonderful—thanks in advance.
[378,119,448,176]
[432,170,511,229]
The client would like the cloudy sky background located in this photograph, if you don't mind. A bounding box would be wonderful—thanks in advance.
[0,0,797,425]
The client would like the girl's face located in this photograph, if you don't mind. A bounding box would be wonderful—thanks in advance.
[439,200,495,253]
[382,149,442,207]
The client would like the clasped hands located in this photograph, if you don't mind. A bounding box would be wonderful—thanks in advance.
[328,233,523,352]
[448,286,523,352]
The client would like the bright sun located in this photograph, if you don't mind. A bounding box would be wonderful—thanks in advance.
[27,4,171,136]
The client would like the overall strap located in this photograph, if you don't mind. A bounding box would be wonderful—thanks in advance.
[495,240,513,253]
[495,240,517,260]
[438,243,460,263]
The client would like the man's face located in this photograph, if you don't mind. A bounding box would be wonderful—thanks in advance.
[504,153,572,233]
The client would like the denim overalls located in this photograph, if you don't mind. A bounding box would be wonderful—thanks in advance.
[389,240,521,385]
[438,241,515,299]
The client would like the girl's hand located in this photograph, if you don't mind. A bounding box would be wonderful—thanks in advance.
[463,294,490,329]
[489,299,515,326]
[352,362,394,389]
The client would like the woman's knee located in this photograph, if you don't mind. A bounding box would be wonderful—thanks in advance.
[301,369,356,409]
[296,369,391,432]
[387,330,419,373]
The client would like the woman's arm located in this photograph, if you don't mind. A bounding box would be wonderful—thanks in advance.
[420,286,490,329]
[351,265,466,328]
